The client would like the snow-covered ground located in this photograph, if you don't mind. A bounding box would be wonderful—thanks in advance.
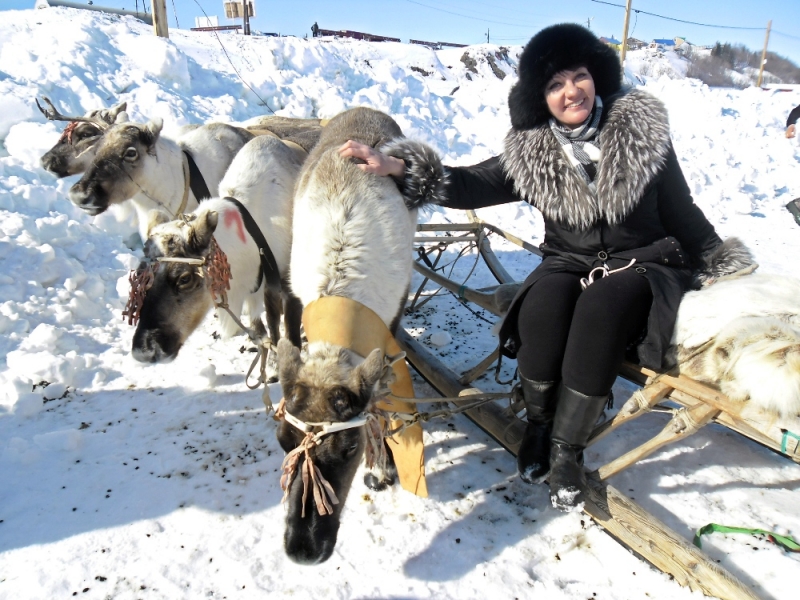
[1,7,799,599]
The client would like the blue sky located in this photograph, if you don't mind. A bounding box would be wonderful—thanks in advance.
[6,0,800,64]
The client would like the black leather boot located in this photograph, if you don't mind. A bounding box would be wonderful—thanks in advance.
[548,385,607,511]
[515,376,558,484]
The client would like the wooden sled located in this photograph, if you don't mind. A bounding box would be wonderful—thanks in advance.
[400,212,799,599]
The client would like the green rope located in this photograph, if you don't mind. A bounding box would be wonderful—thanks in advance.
[693,523,800,553]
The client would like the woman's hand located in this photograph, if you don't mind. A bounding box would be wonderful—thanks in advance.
[338,140,406,178]
[787,124,796,139]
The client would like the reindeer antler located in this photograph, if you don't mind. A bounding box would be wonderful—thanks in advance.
[35,96,111,131]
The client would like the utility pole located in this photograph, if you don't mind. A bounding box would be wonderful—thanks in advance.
[486,28,490,44]
[151,0,168,37]
[619,0,632,66]
[243,0,251,35]
[756,20,772,88]
[587,17,594,31]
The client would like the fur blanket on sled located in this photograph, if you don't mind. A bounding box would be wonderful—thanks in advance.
[668,273,800,417]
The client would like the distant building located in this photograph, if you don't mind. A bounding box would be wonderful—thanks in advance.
[410,39,467,50]
[315,28,400,43]
[626,37,646,50]
[599,36,621,49]
[649,38,676,51]
[195,16,219,28]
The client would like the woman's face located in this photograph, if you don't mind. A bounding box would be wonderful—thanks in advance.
[545,67,596,128]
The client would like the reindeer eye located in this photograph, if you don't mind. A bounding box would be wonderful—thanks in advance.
[176,271,193,287]
[123,147,138,161]
[75,127,100,141]
[343,441,360,458]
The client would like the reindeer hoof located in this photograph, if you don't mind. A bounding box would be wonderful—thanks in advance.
[363,473,390,491]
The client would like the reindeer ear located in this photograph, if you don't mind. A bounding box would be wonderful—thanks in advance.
[110,102,128,124]
[349,348,385,402]
[146,209,171,237]
[142,118,163,147]
[277,338,302,391]
[190,210,218,251]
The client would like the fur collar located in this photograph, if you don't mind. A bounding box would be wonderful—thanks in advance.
[500,89,671,230]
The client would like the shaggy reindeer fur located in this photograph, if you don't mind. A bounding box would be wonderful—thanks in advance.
[277,107,444,565]
[131,135,302,364]
[69,119,253,241]
[40,102,128,178]
[670,273,800,417]
[291,108,427,326]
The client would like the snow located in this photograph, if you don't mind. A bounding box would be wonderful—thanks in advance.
[1,7,799,599]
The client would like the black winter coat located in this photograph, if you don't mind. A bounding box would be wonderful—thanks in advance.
[440,89,722,370]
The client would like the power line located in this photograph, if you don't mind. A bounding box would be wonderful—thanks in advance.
[771,30,800,42]
[589,0,765,31]
[170,0,179,28]
[189,0,274,113]
[402,0,541,29]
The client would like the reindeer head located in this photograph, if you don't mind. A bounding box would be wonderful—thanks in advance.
[38,98,128,178]
[275,338,385,564]
[131,209,220,363]
[69,119,163,216]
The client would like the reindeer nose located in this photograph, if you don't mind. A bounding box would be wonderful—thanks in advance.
[68,183,107,216]
[131,328,178,363]
[41,153,68,178]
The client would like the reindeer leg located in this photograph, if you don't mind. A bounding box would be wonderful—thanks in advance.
[263,287,283,383]
[283,290,304,349]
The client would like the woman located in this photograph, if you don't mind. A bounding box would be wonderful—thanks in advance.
[340,23,754,511]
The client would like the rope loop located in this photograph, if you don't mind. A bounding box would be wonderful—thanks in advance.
[581,258,637,290]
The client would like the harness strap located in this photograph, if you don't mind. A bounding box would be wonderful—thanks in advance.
[176,154,192,217]
[182,150,212,202]
[223,197,283,297]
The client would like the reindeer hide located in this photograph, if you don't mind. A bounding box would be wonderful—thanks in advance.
[671,273,800,417]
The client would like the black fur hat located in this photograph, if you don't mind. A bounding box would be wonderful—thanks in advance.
[508,23,622,130]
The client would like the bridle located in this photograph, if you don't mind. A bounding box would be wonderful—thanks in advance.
[276,351,405,518]
[278,400,384,519]
[122,234,231,326]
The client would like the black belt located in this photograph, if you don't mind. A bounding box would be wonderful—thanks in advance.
[223,197,282,297]
[183,150,212,201]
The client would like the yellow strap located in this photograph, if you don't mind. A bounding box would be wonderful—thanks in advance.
[303,296,428,497]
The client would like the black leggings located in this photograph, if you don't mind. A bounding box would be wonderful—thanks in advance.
[515,270,653,396]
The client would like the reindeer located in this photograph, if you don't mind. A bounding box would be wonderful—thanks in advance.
[275,107,447,564]
[37,97,129,178]
[68,118,254,242]
[128,135,304,372]
[241,115,327,153]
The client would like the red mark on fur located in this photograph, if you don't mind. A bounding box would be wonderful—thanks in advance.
[224,209,246,243]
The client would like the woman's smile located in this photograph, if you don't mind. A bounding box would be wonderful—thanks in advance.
[545,66,596,127]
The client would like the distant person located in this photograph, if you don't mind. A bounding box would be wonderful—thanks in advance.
[786,104,800,139]
[339,23,754,512]
[311,22,320,38]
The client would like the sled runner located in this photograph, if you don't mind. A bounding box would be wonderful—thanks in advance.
[399,212,799,598]
[786,197,800,228]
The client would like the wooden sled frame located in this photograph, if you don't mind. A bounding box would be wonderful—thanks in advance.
[399,212,798,599]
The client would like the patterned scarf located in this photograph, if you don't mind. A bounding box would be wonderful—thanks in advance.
[549,96,603,189]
